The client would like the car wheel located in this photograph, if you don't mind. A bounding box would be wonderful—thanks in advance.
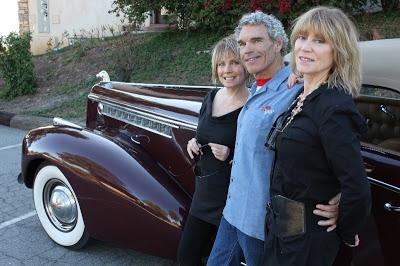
[33,163,89,249]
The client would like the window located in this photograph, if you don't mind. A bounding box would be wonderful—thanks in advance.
[360,85,400,99]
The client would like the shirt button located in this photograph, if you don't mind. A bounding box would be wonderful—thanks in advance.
[231,178,233,182]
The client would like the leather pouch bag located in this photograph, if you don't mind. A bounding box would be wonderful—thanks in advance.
[270,195,305,238]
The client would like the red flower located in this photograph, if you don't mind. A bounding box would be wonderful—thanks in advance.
[223,0,233,11]
[277,0,291,14]
[203,0,211,8]
[251,0,262,11]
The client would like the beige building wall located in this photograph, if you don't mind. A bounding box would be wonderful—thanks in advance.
[26,0,126,55]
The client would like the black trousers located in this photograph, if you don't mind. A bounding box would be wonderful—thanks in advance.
[264,231,340,266]
[177,214,218,266]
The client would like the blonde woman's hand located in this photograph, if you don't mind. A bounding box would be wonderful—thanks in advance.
[208,143,230,161]
[186,138,202,159]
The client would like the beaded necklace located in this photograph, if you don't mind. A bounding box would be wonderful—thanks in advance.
[280,92,306,132]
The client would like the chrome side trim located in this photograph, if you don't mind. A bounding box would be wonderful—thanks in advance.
[53,117,83,130]
[101,103,176,138]
[108,81,219,90]
[88,94,198,130]
[92,86,202,116]
[368,176,400,194]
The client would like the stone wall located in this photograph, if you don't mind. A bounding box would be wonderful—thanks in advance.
[18,0,30,34]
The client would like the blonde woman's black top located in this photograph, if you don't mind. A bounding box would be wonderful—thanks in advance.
[189,89,242,226]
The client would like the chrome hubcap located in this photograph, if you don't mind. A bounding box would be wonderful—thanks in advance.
[43,179,78,232]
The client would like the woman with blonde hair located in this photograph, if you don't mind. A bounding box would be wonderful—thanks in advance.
[264,6,371,266]
[177,35,249,265]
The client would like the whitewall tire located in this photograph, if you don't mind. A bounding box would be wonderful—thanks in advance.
[33,164,89,249]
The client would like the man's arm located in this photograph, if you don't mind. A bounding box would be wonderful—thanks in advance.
[313,193,340,232]
[313,193,360,247]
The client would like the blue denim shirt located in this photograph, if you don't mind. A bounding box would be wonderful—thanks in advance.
[222,65,302,240]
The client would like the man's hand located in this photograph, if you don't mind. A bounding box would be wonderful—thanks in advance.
[313,193,341,232]
[287,73,303,88]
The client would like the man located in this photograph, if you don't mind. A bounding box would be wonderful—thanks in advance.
[207,11,339,266]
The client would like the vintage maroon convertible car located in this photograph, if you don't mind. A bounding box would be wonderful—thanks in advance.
[19,39,399,265]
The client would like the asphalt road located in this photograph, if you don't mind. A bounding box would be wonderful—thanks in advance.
[0,125,176,265]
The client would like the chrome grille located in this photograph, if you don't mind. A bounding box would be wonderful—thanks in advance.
[101,103,174,138]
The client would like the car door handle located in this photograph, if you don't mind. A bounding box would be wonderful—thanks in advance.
[364,162,375,173]
[384,203,400,213]
[130,136,141,144]
[130,135,149,145]
[379,104,397,120]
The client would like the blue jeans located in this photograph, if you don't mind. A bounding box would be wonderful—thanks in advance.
[207,216,264,266]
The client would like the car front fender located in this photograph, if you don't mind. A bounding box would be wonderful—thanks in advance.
[21,125,190,259]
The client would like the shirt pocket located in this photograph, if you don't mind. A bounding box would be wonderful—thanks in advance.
[241,108,276,150]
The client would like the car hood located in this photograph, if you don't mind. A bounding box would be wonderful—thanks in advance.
[359,38,400,92]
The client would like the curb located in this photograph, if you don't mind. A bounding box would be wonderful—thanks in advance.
[0,111,53,130]
[0,111,14,127]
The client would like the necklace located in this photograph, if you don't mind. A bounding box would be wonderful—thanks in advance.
[281,92,306,131]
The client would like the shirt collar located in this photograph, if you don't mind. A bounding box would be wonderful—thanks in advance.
[265,65,293,92]
[250,65,299,96]
[256,78,271,86]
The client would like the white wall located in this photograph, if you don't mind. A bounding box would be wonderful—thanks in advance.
[28,0,126,55]
[0,0,19,36]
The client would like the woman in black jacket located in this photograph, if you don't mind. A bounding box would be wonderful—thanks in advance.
[264,6,371,266]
